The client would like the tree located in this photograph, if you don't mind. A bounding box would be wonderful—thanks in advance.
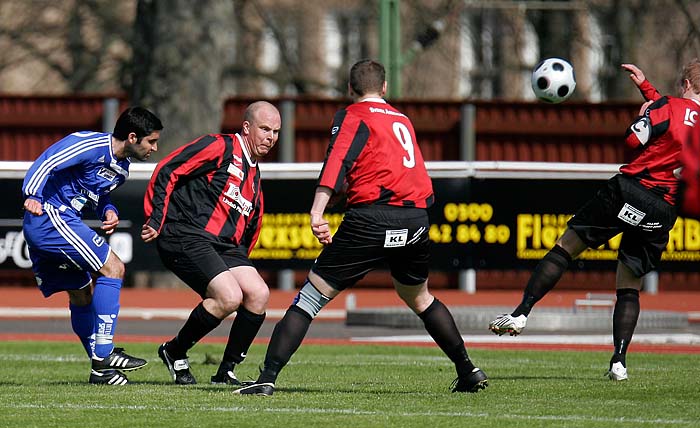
[2,0,699,104]
[0,0,132,93]
[130,0,235,157]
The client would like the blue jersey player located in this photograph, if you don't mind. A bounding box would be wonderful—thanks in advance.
[22,106,162,385]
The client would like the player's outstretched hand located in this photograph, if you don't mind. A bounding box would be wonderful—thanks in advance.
[622,63,646,87]
[141,224,159,243]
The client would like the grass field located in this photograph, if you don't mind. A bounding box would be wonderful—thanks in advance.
[0,341,698,428]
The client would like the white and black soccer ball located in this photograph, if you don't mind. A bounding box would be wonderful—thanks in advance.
[531,58,576,104]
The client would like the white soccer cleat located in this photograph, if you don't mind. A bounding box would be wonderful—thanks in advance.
[489,314,528,336]
[607,361,628,381]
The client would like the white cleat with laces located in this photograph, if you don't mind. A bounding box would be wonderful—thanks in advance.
[489,314,528,336]
[607,361,628,381]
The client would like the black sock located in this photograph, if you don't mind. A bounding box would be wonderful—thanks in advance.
[512,245,571,317]
[418,299,475,376]
[221,306,266,366]
[167,302,222,358]
[612,288,640,366]
[258,306,312,384]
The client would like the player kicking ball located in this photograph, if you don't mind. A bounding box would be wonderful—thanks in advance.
[22,107,162,384]
[490,60,700,382]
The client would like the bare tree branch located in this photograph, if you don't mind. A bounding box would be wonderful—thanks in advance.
[0,27,72,80]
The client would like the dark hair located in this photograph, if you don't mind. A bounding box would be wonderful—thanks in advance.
[112,106,163,142]
[349,59,385,96]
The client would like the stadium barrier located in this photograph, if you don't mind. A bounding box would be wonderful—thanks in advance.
[3,161,699,292]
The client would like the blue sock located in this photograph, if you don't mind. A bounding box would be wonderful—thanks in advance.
[91,277,122,359]
[69,302,94,358]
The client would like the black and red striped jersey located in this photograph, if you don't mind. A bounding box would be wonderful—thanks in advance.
[317,98,434,208]
[679,103,700,217]
[621,81,700,205]
[144,133,263,253]
[680,129,700,217]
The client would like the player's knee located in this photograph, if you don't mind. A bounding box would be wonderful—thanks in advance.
[99,253,125,279]
[548,244,573,267]
[395,282,431,313]
[218,291,243,314]
[242,283,270,314]
[292,279,331,319]
[67,287,92,306]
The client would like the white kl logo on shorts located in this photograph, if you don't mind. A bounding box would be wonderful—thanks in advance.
[617,203,646,226]
[384,229,408,248]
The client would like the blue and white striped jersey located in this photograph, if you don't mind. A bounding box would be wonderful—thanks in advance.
[22,131,130,219]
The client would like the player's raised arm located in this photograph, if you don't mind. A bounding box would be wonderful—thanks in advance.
[622,63,661,101]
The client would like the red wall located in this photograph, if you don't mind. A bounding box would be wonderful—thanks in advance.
[1,95,640,163]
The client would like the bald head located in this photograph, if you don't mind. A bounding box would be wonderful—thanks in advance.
[244,101,278,123]
[241,101,281,160]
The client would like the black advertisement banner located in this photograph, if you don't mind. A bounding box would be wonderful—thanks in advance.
[2,176,699,274]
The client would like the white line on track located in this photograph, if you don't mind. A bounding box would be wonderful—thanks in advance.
[3,307,698,323]
[354,333,700,346]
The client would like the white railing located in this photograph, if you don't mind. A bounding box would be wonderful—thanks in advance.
[0,161,621,181]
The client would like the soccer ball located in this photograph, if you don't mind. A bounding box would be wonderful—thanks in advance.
[531,58,576,104]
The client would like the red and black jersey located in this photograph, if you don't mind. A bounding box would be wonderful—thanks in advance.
[317,98,434,208]
[144,133,263,253]
[621,89,700,205]
[679,101,700,217]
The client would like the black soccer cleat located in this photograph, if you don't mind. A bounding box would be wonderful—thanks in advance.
[91,347,148,372]
[232,382,275,396]
[211,365,242,385]
[451,368,488,393]
[158,342,197,385]
[89,369,129,385]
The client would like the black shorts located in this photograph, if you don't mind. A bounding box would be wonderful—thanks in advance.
[568,174,677,276]
[312,205,430,291]
[156,223,254,298]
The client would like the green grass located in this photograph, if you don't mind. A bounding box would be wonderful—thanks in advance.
[0,341,698,428]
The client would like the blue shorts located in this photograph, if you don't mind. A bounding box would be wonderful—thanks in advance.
[23,204,110,297]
